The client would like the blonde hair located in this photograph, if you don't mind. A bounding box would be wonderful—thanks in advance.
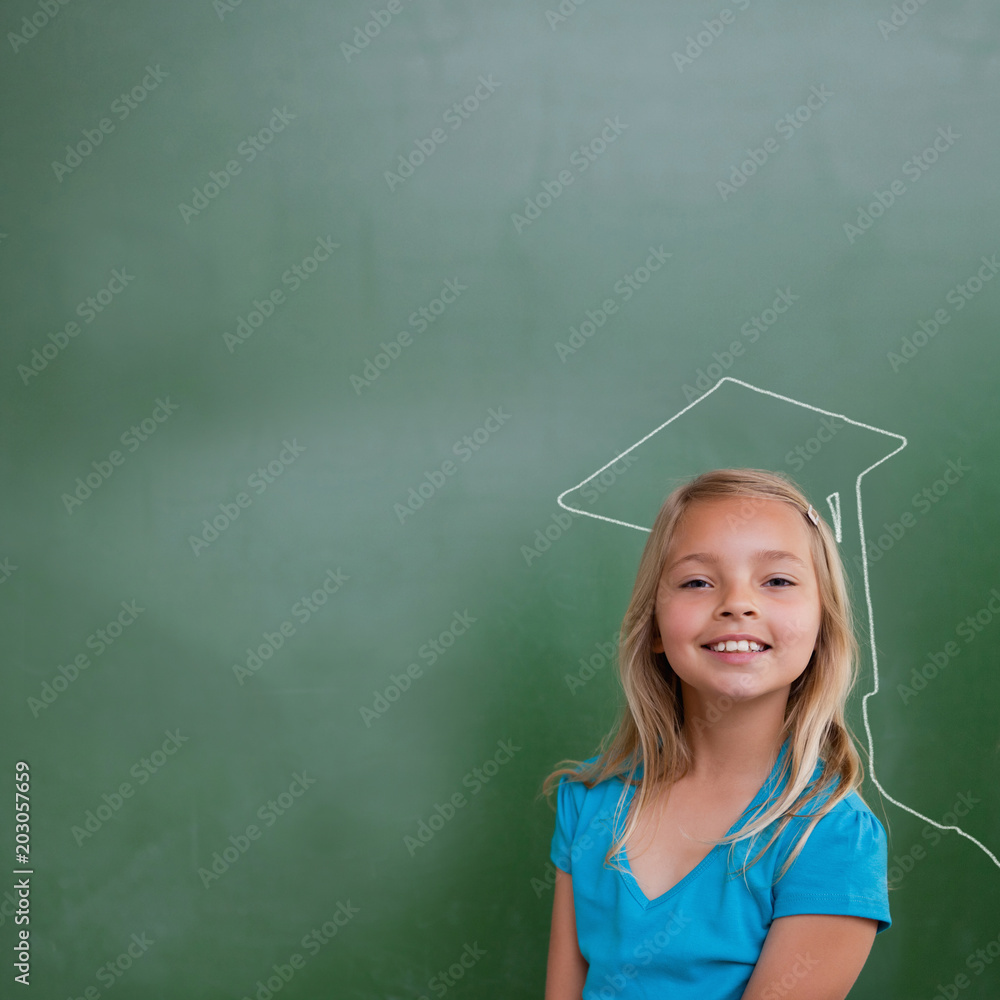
[540,467,883,888]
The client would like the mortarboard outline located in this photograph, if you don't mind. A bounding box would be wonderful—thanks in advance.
[556,376,999,875]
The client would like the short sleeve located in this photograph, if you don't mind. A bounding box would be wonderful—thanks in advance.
[550,773,583,874]
[771,799,892,934]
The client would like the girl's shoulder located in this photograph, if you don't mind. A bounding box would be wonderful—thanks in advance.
[559,752,637,782]
[554,753,637,815]
[551,754,634,856]
[773,758,888,853]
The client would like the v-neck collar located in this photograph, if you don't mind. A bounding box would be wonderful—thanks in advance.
[616,739,791,910]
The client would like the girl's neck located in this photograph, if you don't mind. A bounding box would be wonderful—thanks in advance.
[681,712,786,787]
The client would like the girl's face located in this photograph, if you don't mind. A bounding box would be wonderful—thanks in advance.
[651,495,822,712]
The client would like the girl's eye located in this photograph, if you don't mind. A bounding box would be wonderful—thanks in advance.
[680,579,710,588]
[765,577,794,587]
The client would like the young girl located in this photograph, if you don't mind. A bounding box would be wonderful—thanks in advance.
[542,468,891,1000]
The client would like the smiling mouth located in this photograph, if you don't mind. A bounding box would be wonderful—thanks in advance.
[700,644,771,664]
[702,641,771,652]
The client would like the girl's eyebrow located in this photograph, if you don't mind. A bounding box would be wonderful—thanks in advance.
[667,549,806,572]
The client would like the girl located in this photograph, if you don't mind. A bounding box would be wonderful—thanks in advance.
[541,468,891,1000]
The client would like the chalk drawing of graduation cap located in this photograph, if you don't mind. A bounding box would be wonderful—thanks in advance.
[557,377,905,544]
[556,376,999,872]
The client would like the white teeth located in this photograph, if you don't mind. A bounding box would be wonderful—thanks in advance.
[708,640,767,652]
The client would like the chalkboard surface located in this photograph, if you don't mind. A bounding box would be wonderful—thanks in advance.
[1,1,998,997]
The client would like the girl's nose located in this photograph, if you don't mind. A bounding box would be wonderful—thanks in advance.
[716,581,759,617]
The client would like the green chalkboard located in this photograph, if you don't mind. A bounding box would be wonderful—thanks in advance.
[1,1,998,997]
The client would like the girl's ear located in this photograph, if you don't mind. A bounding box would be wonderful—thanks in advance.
[652,628,663,654]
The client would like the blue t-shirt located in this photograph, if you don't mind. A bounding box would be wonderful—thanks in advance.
[550,739,891,1000]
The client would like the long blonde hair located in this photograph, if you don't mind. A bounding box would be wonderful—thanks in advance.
[540,467,881,887]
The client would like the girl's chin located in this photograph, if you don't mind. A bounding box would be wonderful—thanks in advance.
[681,677,767,703]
